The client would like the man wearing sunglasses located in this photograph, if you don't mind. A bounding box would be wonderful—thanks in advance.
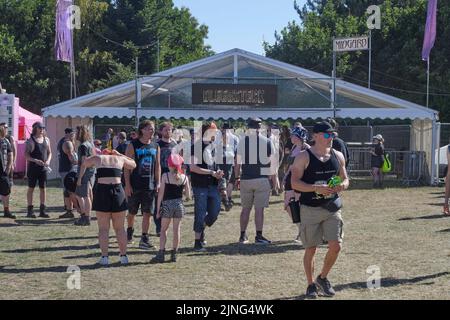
[291,121,349,299]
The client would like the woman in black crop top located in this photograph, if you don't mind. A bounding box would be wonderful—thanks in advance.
[77,149,136,266]
[151,154,191,264]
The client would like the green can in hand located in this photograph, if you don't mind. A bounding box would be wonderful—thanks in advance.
[327,176,342,187]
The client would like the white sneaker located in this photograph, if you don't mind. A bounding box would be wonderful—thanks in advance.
[98,256,109,266]
[119,255,129,265]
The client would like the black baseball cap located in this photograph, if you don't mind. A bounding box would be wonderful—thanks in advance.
[247,117,262,129]
[64,128,73,134]
[313,121,336,134]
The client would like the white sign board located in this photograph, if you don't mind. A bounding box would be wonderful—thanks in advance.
[333,36,369,52]
[0,94,15,136]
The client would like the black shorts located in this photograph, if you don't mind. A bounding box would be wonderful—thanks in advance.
[28,169,47,189]
[92,184,128,213]
[0,175,11,196]
[128,189,155,215]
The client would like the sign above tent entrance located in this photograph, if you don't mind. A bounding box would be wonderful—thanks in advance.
[192,83,277,106]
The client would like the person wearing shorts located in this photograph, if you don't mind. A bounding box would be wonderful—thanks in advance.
[0,124,14,219]
[74,125,96,226]
[124,120,161,249]
[283,126,310,242]
[291,121,349,299]
[79,149,136,266]
[57,128,78,218]
[25,122,52,218]
[151,154,191,263]
[235,117,274,245]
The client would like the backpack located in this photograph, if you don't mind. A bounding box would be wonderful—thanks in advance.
[381,153,392,173]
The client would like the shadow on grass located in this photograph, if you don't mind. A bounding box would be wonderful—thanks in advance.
[184,240,303,257]
[398,213,449,221]
[14,206,65,214]
[279,271,450,300]
[2,244,99,254]
[0,222,20,228]
[36,236,113,241]
[0,261,150,274]
[15,219,79,226]
[62,241,306,260]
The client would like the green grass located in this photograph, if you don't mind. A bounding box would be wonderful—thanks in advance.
[0,182,449,300]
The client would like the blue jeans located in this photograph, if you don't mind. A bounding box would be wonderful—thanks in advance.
[193,186,221,233]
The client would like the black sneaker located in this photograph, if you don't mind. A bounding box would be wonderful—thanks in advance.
[239,233,249,244]
[59,211,74,219]
[224,200,233,212]
[127,227,134,244]
[139,234,154,250]
[194,241,206,252]
[150,250,165,264]
[315,275,336,297]
[4,211,16,219]
[255,235,272,245]
[305,283,318,299]
[74,215,90,226]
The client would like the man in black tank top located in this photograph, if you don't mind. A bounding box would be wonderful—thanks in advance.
[291,121,349,299]
[25,122,52,218]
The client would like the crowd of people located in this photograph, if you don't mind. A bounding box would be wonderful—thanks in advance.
[0,118,397,298]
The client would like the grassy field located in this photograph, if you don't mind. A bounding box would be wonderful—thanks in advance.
[0,180,449,300]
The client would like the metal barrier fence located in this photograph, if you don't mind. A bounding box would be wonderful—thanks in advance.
[348,148,426,185]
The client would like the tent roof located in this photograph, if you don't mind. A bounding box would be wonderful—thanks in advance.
[43,48,438,121]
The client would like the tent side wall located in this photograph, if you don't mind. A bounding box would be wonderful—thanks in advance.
[411,119,435,182]
[45,116,93,180]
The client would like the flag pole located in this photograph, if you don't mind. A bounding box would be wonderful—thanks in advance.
[426,57,430,108]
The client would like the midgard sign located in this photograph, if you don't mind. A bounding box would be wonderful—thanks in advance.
[192,84,277,106]
[333,36,369,52]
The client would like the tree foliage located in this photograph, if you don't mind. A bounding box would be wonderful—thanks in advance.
[265,0,450,122]
[0,0,212,113]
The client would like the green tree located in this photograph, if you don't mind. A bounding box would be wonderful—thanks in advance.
[265,0,450,122]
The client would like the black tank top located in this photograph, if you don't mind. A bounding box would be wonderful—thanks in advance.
[163,173,185,201]
[57,138,72,173]
[96,167,122,178]
[29,135,48,171]
[299,149,340,207]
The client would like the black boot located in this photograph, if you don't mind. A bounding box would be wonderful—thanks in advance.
[4,209,16,219]
[27,205,36,218]
[39,204,50,218]
[170,250,177,262]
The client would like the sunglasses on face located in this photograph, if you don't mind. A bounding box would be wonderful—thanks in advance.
[322,132,336,139]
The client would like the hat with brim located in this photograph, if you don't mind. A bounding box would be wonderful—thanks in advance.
[372,134,383,141]
[313,121,336,134]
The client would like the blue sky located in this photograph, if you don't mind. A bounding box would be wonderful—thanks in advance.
[172,0,306,55]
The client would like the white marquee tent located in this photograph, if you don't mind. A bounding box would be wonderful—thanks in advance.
[43,48,440,183]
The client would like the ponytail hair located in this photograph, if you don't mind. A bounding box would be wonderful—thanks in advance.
[169,167,182,182]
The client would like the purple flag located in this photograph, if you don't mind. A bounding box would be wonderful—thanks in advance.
[422,0,437,61]
[55,0,73,63]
